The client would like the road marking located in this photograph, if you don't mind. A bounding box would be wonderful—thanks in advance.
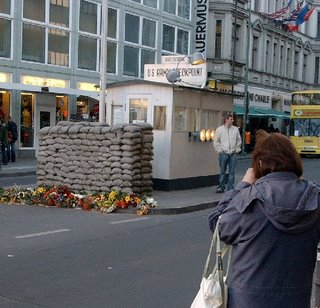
[109,217,149,224]
[15,229,70,239]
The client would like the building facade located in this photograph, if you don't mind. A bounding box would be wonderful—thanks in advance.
[1,0,320,157]
[0,0,195,156]
[207,0,320,135]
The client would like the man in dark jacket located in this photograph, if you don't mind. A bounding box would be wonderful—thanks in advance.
[7,116,18,162]
[0,120,8,164]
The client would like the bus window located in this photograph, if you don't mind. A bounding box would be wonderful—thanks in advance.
[290,119,320,137]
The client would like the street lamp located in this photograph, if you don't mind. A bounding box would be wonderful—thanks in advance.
[165,52,206,84]
[241,0,252,154]
[99,0,108,123]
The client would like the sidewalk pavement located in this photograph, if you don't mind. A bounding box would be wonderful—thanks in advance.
[0,155,251,214]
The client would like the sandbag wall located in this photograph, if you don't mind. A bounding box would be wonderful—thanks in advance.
[37,121,154,194]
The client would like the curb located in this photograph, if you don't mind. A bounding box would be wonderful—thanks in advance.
[0,170,36,178]
[149,200,219,215]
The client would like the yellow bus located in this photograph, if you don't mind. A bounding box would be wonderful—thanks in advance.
[290,90,320,156]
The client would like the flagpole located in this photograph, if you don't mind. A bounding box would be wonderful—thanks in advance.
[241,0,251,154]
[99,0,108,123]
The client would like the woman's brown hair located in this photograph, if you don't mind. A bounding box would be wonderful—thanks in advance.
[252,129,303,179]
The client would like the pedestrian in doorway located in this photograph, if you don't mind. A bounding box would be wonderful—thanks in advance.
[213,113,242,192]
[7,116,18,162]
[208,130,320,308]
[0,120,8,165]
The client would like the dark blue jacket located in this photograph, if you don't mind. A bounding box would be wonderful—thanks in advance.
[208,172,320,308]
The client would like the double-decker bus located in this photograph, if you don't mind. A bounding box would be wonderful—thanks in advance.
[290,90,320,156]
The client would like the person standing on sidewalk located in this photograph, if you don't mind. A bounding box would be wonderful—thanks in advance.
[7,116,18,162]
[0,120,8,165]
[208,130,320,308]
[213,113,242,192]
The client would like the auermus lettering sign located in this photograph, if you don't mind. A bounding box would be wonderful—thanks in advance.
[195,0,208,55]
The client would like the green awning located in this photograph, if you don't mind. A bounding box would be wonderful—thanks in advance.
[233,105,290,119]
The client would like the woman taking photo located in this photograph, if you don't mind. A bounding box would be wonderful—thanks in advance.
[209,130,320,308]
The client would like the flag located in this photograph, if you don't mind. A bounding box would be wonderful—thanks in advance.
[261,0,294,20]
[284,2,314,31]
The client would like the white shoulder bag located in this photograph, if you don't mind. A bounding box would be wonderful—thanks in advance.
[190,219,231,308]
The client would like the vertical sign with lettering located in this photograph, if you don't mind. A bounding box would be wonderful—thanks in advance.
[195,0,208,56]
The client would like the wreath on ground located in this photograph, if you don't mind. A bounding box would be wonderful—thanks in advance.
[0,185,157,216]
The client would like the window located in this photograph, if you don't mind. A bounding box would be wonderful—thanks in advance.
[129,98,148,123]
[124,14,156,77]
[153,106,166,130]
[215,20,222,58]
[0,0,10,14]
[23,0,45,22]
[233,24,241,62]
[162,24,189,54]
[21,94,34,148]
[22,24,45,63]
[272,42,278,74]
[201,110,218,129]
[79,0,97,34]
[317,12,320,39]
[252,36,258,70]
[315,57,319,84]
[285,46,291,78]
[0,18,11,58]
[188,108,200,131]
[162,24,175,52]
[107,42,117,74]
[254,0,259,11]
[302,54,307,81]
[164,0,190,19]
[130,0,157,8]
[108,8,117,39]
[78,35,97,70]
[177,29,188,54]
[124,46,139,76]
[280,44,285,76]
[294,50,300,79]
[265,39,271,72]
[22,0,70,66]
[48,29,69,66]
[50,0,69,27]
[174,106,186,131]
[125,14,139,43]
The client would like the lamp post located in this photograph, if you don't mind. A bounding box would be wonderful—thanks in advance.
[99,0,108,123]
[241,0,252,154]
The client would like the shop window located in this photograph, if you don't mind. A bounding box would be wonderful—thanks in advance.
[50,0,69,27]
[174,106,186,131]
[0,18,11,58]
[129,98,148,123]
[20,94,34,148]
[153,106,166,130]
[0,0,10,14]
[23,0,45,22]
[0,92,10,122]
[22,24,45,63]
[56,96,68,123]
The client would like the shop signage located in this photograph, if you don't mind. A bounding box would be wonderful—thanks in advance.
[144,63,207,87]
[77,82,99,92]
[21,75,69,88]
[195,0,208,55]
[293,109,320,117]
[0,72,12,83]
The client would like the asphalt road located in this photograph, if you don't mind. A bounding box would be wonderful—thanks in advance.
[0,158,319,307]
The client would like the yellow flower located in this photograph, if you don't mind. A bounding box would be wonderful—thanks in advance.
[37,187,45,193]
[108,191,117,200]
[125,195,131,202]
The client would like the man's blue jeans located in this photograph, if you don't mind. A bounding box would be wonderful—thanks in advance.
[218,152,238,191]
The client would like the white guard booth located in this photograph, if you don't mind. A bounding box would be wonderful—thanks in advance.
[106,80,234,191]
